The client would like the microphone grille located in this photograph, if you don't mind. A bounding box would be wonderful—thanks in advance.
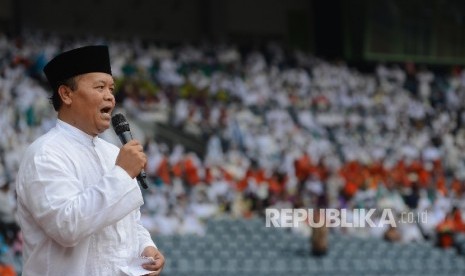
[111,113,130,134]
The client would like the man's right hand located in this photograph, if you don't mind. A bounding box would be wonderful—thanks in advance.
[115,140,147,178]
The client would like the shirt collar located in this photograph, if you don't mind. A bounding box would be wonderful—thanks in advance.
[56,119,98,147]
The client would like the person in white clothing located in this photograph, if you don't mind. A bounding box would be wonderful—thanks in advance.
[15,45,165,275]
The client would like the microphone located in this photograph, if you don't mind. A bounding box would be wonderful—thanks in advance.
[111,113,148,189]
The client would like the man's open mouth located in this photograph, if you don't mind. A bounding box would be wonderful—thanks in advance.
[100,107,112,114]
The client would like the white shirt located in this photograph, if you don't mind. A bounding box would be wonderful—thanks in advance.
[16,120,156,276]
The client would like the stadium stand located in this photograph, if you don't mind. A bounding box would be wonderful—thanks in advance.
[1,31,465,274]
[158,217,465,275]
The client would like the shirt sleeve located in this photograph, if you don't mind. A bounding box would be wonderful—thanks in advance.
[135,208,157,253]
[19,151,144,247]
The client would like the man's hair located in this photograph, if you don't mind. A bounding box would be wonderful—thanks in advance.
[50,77,77,111]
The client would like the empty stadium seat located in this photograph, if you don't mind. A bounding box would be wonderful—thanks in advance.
[156,217,465,275]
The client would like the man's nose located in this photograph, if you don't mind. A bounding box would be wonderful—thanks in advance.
[104,89,115,102]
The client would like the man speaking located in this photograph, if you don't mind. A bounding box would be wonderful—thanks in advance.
[15,45,165,275]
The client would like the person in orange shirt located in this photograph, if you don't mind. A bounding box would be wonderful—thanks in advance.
[436,208,457,248]
[452,206,465,233]
[451,178,463,197]
[155,154,171,185]
[294,152,313,184]
[436,176,448,196]
[183,153,200,186]
[0,262,16,276]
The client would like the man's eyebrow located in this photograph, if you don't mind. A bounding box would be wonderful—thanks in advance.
[94,80,115,86]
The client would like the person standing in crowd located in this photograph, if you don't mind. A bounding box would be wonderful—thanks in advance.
[15,45,164,275]
[0,173,19,246]
[310,208,328,257]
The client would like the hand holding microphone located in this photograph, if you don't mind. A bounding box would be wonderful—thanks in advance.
[115,140,146,178]
[112,113,149,189]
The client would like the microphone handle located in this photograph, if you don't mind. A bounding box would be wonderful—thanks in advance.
[137,171,149,189]
[118,131,149,189]
[118,131,133,144]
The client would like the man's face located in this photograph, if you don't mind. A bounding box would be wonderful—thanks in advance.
[67,72,115,136]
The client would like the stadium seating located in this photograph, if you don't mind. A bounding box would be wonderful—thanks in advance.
[156,217,465,275]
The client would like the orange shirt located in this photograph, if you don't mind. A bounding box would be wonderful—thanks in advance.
[0,264,16,276]
[295,154,312,182]
[156,157,171,185]
[184,157,200,186]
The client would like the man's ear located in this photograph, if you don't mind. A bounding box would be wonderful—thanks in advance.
[57,85,73,106]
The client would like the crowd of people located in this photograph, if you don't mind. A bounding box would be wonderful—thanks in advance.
[2,31,465,272]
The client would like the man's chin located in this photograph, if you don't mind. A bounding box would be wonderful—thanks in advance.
[97,123,111,134]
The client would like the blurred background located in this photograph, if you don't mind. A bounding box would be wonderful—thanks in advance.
[1,0,465,275]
